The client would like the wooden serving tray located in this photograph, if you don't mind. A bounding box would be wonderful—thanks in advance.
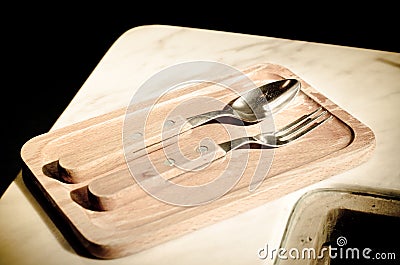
[20,63,375,259]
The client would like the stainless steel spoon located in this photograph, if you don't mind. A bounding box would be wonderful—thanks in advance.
[185,78,301,128]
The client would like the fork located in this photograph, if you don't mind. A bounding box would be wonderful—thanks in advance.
[217,107,332,153]
[85,107,333,211]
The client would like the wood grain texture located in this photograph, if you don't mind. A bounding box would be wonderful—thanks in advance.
[20,63,376,259]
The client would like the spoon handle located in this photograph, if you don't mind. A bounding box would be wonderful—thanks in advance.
[185,109,235,128]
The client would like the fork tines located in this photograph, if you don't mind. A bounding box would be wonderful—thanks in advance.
[275,107,333,141]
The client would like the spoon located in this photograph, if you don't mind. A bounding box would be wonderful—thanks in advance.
[49,79,301,183]
[185,78,301,128]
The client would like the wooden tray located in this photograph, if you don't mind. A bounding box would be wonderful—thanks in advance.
[20,63,376,259]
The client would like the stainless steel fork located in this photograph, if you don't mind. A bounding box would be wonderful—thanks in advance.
[218,107,332,152]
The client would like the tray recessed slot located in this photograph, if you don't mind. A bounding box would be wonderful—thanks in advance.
[42,160,74,184]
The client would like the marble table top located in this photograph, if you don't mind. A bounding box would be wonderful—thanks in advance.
[1,25,399,265]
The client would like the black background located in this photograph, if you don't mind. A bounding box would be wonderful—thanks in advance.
[2,5,398,196]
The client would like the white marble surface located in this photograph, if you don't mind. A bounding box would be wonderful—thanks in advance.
[1,25,399,265]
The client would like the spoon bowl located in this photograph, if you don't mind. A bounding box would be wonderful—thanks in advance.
[187,78,301,127]
[229,78,300,122]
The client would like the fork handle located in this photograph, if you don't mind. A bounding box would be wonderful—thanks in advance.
[186,109,235,129]
[218,137,258,153]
